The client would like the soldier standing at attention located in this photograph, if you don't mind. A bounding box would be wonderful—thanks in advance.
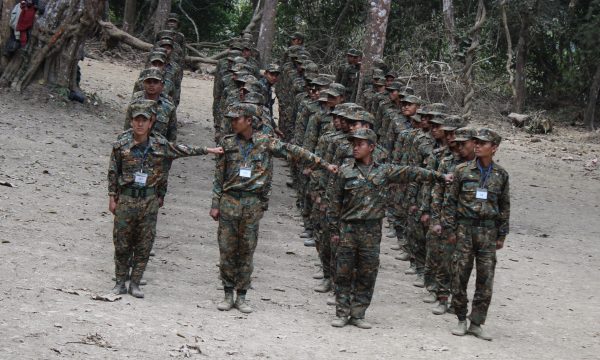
[336,48,362,102]
[210,103,337,314]
[444,128,510,340]
[327,128,451,329]
[108,101,223,298]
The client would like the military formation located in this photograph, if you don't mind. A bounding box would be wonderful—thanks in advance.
[107,23,510,341]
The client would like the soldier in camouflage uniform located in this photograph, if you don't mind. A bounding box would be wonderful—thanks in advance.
[361,70,386,112]
[327,128,450,329]
[109,101,222,298]
[157,38,183,106]
[444,128,510,341]
[133,52,176,100]
[336,48,362,102]
[211,103,336,313]
[429,126,476,315]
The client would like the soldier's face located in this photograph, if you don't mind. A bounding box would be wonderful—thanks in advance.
[401,102,418,116]
[266,72,279,84]
[151,60,164,69]
[291,38,303,46]
[385,77,394,87]
[339,118,350,132]
[459,140,476,159]
[352,139,375,160]
[333,117,342,130]
[327,95,343,108]
[446,131,457,148]
[131,115,155,137]
[376,84,386,93]
[242,49,252,58]
[474,140,498,158]
[144,78,163,96]
[421,115,432,131]
[309,87,320,100]
[161,45,173,56]
[389,90,400,101]
[349,121,369,132]
[167,20,178,30]
[231,116,253,134]
[431,124,445,140]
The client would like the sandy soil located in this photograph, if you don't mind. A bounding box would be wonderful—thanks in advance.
[0,58,599,360]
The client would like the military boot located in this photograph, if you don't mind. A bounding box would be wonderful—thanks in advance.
[432,300,448,315]
[350,317,372,329]
[422,291,437,303]
[331,316,349,328]
[405,262,417,275]
[300,230,313,238]
[395,250,410,261]
[468,323,493,341]
[314,278,332,293]
[326,294,336,306]
[128,282,144,298]
[412,273,425,288]
[385,228,397,238]
[390,242,401,250]
[235,291,253,313]
[217,288,234,311]
[303,238,316,247]
[112,281,127,295]
[451,320,468,336]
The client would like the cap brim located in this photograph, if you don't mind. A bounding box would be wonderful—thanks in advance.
[473,135,493,142]
[142,76,162,81]
[322,90,341,97]
[132,111,152,119]
[453,137,470,142]
[441,126,458,131]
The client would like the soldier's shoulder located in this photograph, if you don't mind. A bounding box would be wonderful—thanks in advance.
[340,163,359,178]
[113,130,134,148]
[492,162,509,177]
[151,132,170,145]
[131,91,145,100]
[220,134,238,148]
[433,147,446,155]
[158,94,176,107]
[454,161,470,173]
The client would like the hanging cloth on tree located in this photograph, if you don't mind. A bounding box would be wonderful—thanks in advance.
[16,5,36,47]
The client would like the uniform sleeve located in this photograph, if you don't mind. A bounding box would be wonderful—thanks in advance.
[107,147,121,196]
[386,165,438,184]
[124,105,132,131]
[497,173,510,241]
[167,109,178,142]
[430,161,447,226]
[326,172,344,236]
[211,141,226,209]
[442,167,461,231]
[418,153,438,215]
[268,138,331,170]
[163,142,208,159]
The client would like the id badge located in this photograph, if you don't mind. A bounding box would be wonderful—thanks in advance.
[134,171,148,186]
[239,167,252,178]
[476,188,488,200]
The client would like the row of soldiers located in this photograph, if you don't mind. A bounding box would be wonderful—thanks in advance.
[269,35,509,338]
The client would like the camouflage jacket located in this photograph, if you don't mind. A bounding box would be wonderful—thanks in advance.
[211,133,332,208]
[108,130,209,197]
[132,76,176,102]
[430,152,464,227]
[383,114,410,154]
[164,61,183,105]
[377,102,402,141]
[293,100,320,146]
[302,105,330,153]
[327,161,443,235]
[125,91,178,142]
[418,146,450,215]
[443,159,510,240]
[405,131,436,208]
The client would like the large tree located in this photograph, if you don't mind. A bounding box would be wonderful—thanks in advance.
[0,0,106,92]
[256,0,276,67]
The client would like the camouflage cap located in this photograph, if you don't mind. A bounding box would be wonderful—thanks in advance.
[225,103,257,118]
[233,56,247,64]
[230,41,244,51]
[290,32,305,40]
[317,94,329,102]
[385,71,398,79]
[311,75,332,87]
[235,74,258,84]
[441,115,468,131]
[148,51,167,64]
[241,42,255,51]
[231,63,251,73]
[453,127,477,142]
[347,48,363,57]
[139,67,164,82]
[299,59,317,70]
[304,72,318,83]
[332,102,362,116]
[157,38,174,48]
[401,94,424,104]
[474,128,502,145]
[386,81,404,91]
[322,82,346,97]
[130,99,157,119]
[167,13,180,22]
[373,57,387,69]
[348,128,377,144]
[343,108,374,125]
[400,86,414,96]
[242,92,265,105]
[241,80,262,93]
[417,103,448,120]
[265,63,281,73]
[226,50,243,61]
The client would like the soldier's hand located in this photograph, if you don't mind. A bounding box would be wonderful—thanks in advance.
[420,213,430,225]
[207,147,224,155]
[209,208,220,221]
[496,239,505,250]
[444,174,454,184]
[432,224,442,235]
[327,164,339,174]
[109,196,117,215]
[275,129,285,138]
[158,196,164,208]
[447,233,457,245]
[303,168,312,176]
[331,235,340,245]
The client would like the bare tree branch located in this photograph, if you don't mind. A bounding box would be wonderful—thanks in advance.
[178,0,200,44]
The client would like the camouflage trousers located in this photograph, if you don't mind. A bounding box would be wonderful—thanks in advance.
[335,220,382,319]
[113,195,159,284]
[390,185,408,248]
[406,211,426,273]
[451,223,498,325]
[217,192,264,291]
[424,228,455,297]
[311,197,332,280]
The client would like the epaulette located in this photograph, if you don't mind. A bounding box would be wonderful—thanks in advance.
[114,129,133,148]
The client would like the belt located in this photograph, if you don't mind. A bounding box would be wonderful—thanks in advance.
[457,218,496,228]
[121,186,156,198]
[226,190,257,199]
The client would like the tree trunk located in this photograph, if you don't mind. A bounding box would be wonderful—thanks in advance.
[256,0,277,67]
[356,0,391,104]
[584,63,600,130]
[500,0,517,103]
[514,9,531,113]
[461,0,486,120]
[123,0,137,34]
[0,0,106,92]
[442,0,456,51]
[0,0,14,65]
[153,0,171,38]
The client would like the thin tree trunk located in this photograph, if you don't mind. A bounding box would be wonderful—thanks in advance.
[514,9,531,113]
[500,0,516,101]
[256,0,276,67]
[461,0,486,120]
[153,0,171,38]
[123,0,137,34]
[584,64,600,130]
[0,0,14,61]
[356,0,391,104]
[442,0,456,51]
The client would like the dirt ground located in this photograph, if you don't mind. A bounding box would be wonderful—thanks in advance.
[1,58,599,360]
